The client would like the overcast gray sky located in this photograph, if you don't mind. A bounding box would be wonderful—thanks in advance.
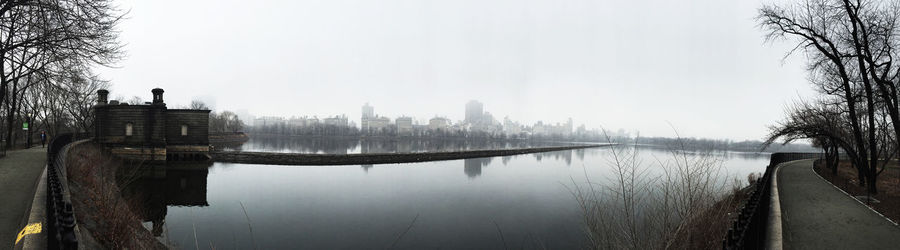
[95,0,812,141]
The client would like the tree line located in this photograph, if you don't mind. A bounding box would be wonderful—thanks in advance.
[637,137,816,153]
[761,0,900,194]
[0,0,122,148]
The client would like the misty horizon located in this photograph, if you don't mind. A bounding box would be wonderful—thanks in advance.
[96,0,814,141]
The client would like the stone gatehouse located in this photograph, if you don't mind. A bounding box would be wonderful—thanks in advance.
[94,88,210,162]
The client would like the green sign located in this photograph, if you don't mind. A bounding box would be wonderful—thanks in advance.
[22,122,28,131]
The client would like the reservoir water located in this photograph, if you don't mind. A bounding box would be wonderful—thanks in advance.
[124,137,770,249]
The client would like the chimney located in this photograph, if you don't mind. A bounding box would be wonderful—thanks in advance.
[97,89,109,105]
[151,88,165,105]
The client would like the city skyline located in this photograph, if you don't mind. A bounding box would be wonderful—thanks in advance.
[94,0,813,141]
[251,100,592,138]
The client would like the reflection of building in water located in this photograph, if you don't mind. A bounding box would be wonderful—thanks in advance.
[531,150,573,166]
[464,158,492,178]
[361,139,393,154]
[397,141,412,153]
[122,164,211,237]
[245,136,357,154]
[361,164,373,172]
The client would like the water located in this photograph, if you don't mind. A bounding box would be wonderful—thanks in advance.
[124,139,770,249]
[216,135,572,154]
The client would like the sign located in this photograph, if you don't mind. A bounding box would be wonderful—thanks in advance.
[22,122,28,131]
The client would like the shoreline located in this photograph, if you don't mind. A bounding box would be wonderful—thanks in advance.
[209,132,250,144]
[211,144,606,166]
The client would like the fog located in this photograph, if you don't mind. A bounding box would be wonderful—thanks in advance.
[95,0,812,141]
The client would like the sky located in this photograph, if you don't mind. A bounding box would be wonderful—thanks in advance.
[95,0,813,141]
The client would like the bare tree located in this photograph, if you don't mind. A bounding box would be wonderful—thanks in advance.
[765,99,852,175]
[1,0,123,147]
[189,100,209,110]
[758,0,900,194]
[209,110,245,133]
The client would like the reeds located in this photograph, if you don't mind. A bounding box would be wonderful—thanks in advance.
[569,133,750,250]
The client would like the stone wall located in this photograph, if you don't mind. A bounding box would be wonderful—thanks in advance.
[164,109,210,145]
[95,104,166,147]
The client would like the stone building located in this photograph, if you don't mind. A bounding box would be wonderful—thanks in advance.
[94,88,210,162]
[396,116,413,136]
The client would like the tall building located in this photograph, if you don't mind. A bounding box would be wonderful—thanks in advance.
[361,103,374,133]
[362,103,374,119]
[465,100,483,124]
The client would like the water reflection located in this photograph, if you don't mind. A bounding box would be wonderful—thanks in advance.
[532,150,573,166]
[464,158,492,177]
[356,152,582,178]
[117,141,773,249]
[222,135,569,154]
[121,163,212,238]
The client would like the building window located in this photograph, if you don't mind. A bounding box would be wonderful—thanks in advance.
[125,123,133,136]
[181,125,188,136]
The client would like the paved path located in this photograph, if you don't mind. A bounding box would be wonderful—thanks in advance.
[0,147,46,249]
[777,159,900,249]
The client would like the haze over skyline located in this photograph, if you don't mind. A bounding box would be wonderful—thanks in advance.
[95,0,813,141]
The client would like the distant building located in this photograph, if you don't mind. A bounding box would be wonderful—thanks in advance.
[361,103,375,133]
[369,116,391,132]
[429,117,451,131]
[306,117,320,126]
[465,100,483,124]
[94,88,210,162]
[288,116,305,127]
[530,118,573,137]
[362,103,374,119]
[533,121,546,136]
[323,115,348,127]
[254,116,284,128]
[396,117,413,136]
[503,116,522,135]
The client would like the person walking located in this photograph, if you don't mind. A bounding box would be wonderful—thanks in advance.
[40,130,47,148]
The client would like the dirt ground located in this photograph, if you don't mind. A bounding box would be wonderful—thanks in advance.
[813,160,900,223]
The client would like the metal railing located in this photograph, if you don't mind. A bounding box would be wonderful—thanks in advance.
[46,133,78,249]
[722,152,822,250]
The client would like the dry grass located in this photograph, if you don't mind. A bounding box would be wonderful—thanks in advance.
[569,142,751,250]
[66,142,166,249]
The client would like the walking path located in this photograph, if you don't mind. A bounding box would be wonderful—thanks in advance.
[0,147,46,249]
[777,159,900,249]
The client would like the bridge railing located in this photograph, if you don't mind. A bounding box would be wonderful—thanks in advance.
[722,152,822,250]
[46,133,80,249]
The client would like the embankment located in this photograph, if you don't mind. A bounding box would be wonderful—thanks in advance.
[212,144,605,166]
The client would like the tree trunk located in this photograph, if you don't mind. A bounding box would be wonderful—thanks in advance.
[857,161,867,187]
[5,80,18,148]
[831,145,839,176]
[867,170,878,195]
